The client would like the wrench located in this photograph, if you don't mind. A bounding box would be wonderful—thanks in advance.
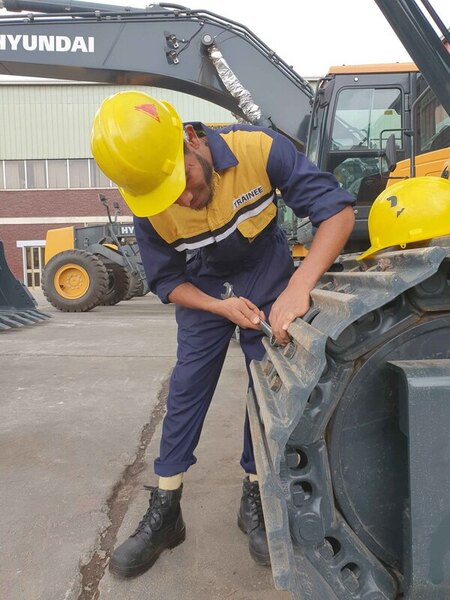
[221,282,279,346]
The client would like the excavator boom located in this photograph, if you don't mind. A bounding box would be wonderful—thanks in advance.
[0,0,314,144]
[375,0,450,115]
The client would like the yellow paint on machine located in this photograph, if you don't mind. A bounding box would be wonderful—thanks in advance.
[44,226,75,264]
[291,244,309,258]
[328,62,418,75]
[442,159,450,179]
[387,148,450,185]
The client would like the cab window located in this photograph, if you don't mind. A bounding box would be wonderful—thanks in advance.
[331,87,402,151]
[326,87,403,202]
[416,88,450,154]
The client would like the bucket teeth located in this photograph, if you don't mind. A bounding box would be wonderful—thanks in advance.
[0,309,51,330]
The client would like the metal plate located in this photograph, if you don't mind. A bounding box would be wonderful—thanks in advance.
[329,316,450,569]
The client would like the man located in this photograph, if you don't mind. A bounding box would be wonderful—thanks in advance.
[91,90,355,577]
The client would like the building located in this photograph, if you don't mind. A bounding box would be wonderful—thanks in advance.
[0,78,236,286]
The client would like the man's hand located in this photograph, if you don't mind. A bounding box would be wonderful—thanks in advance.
[268,205,355,345]
[168,282,265,330]
[216,296,266,330]
[269,287,311,345]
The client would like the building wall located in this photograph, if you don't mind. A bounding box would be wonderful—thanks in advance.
[0,83,236,159]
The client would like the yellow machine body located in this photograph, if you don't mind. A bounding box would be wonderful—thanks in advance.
[45,227,75,264]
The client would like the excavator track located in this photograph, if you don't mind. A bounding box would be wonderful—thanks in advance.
[248,242,450,600]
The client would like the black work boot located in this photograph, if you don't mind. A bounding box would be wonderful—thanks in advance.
[109,485,185,578]
[237,477,270,566]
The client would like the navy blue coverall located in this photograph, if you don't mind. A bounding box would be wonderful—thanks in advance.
[134,123,354,477]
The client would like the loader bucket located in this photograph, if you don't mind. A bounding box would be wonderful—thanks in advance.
[0,241,50,330]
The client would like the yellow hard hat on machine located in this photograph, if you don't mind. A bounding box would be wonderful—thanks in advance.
[91,91,185,217]
[358,176,450,260]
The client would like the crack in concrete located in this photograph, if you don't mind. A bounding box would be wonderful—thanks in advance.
[76,375,170,600]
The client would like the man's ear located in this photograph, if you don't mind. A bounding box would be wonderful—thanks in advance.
[184,124,201,150]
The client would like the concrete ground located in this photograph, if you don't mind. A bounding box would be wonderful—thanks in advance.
[0,290,290,600]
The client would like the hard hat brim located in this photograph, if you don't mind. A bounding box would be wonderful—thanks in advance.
[356,246,378,261]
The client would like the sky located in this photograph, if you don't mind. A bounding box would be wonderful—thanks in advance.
[0,0,448,78]
[95,0,450,76]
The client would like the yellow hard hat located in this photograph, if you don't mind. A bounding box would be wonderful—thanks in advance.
[91,91,185,217]
[358,176,450,260]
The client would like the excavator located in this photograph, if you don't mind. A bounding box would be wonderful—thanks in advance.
[0,1,449,598]
[305,60,450,252]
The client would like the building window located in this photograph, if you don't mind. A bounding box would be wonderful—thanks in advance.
[47,159,69,188]
[0,159,113,190]
[5,160,26,189]
[26,160,47,189]
[69,158,90,187]
[24,246,45,288]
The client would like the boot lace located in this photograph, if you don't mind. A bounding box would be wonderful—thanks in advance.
[132,485,163,536]
[247,483,265,528]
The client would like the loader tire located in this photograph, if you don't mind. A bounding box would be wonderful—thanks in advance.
[42,249,109,312]
[100,262,130,306]
[123,272,145,301]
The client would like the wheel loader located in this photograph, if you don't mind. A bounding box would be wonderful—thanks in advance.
[0,1,449,598]
[42,194,148,311]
